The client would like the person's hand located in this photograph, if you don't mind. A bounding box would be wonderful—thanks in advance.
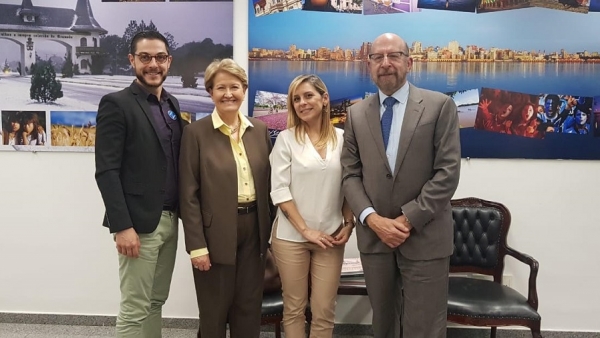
[21,130,30,145]
[394,214,413,233]
[302,228,334,249]
[191,254,211,271]
[115,228,140,258]
[366,213,410,248]
[526,126,535,134]
[478,99,491,111]
[332,223,353,246]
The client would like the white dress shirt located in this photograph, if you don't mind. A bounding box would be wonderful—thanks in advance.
[359,82,410,224]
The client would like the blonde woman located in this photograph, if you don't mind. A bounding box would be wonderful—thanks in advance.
[270,74,354,338]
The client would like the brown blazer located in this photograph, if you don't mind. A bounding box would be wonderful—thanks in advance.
[341,83,461,261]
[179,115,273,265]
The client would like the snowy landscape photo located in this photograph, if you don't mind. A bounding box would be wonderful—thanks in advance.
[0,0,233,152]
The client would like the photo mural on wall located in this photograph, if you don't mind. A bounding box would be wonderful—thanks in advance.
[248,0,600,159]
[0,0,233,152]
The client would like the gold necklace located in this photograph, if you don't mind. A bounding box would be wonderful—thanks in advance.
[228,121,240,134]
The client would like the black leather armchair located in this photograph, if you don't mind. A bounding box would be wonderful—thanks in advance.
[261,291,284,338]
[261,249,284,338]
[448,198,542,338]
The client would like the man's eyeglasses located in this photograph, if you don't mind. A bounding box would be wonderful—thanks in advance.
[368,51,408,63]
[135,53,170,64]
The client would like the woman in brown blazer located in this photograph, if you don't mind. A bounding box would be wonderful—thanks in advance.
[179,58,273,338]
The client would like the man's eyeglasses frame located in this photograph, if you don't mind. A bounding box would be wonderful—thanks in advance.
[134,53,171,64]
[368,51,409,63]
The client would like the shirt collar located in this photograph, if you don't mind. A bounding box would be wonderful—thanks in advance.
[132,80,169,102]
[378,81,409,106]
[211,109,254,130]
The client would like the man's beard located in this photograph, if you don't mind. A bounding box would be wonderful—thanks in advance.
[136,72,166,88]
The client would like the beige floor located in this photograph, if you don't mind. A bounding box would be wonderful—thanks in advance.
[0,323,595,338]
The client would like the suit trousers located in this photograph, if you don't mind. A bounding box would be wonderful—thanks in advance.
[116,210,179,338]
[271,233,345,338]
[360,251,450,338]
[193,211,265,338]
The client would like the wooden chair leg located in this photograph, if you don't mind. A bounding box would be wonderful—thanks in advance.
[531,326,543,338]
[490,326,497,338]
[275,321,282,338]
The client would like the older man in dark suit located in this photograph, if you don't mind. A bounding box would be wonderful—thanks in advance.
[341,32,461,338]
[95,31,186,338]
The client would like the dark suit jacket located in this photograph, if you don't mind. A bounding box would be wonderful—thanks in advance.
[95,82,186,234]
[341,83,461,260]
[179,115,273,266]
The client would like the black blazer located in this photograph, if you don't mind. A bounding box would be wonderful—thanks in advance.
[95,82,186,234]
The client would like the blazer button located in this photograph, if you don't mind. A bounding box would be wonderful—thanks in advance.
[386,174,392,179]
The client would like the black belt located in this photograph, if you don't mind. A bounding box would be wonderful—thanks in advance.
[163,205,176,212]
[238,202,257,214]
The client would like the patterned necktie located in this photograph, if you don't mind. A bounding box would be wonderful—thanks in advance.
[381,96,397,149]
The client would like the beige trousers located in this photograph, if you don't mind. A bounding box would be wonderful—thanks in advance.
[271,233,345,338]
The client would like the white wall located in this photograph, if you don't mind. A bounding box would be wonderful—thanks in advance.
[0,0,599,332]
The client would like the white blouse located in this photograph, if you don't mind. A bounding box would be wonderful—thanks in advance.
[270,127,345,242]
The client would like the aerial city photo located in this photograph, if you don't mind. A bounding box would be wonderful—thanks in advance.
[248,2,600,158]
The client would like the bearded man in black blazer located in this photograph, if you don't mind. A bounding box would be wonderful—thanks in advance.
[95,31,186,338]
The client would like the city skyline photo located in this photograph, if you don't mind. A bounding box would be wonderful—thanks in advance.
[248,2,600,159]
[249,6,600,52]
